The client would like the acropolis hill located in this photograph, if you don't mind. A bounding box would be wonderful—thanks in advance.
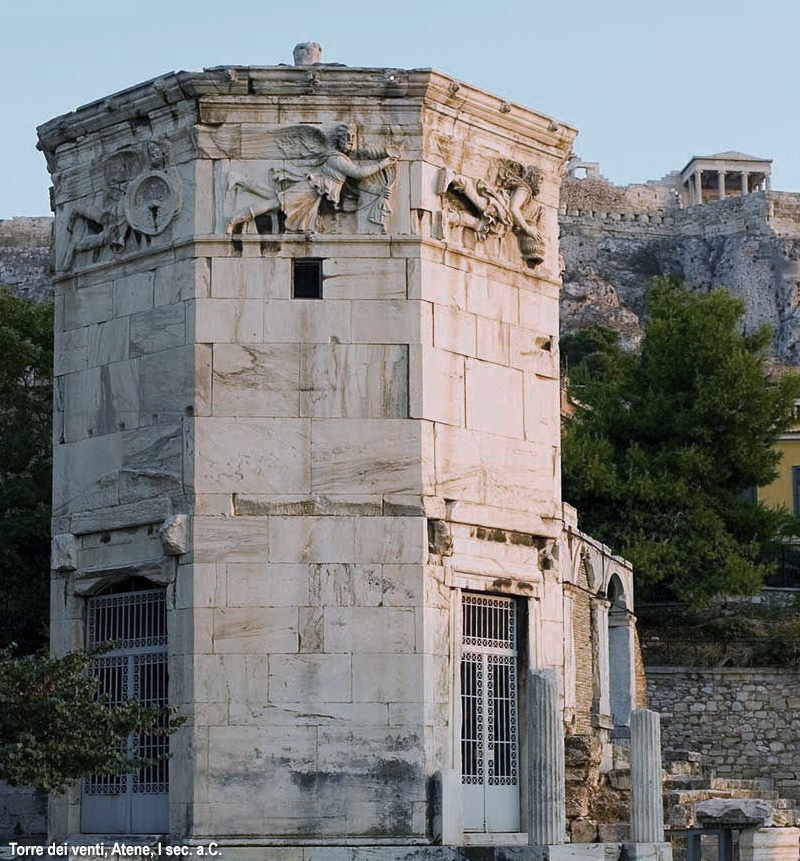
[560,152,800,365]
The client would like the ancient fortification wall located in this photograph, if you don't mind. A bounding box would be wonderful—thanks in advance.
[0,782,46,840]
[560,176,800,364]
[647,667,800,802]
[0,217,52,302]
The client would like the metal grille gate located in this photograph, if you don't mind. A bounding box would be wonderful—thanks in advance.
[81,586,169,833]
[460,593,520,832]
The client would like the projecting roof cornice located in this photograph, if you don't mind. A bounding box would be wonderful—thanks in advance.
[37,65,576,166]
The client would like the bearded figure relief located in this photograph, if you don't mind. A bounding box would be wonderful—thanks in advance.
[439,159,546,268]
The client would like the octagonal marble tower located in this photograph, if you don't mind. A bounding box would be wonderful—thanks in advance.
[40,46,645,859]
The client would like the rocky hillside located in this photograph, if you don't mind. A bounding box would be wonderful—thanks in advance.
[559,179,800,365]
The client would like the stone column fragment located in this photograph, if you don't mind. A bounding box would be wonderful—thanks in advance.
[527,669,566,845]
[630,708,665,843]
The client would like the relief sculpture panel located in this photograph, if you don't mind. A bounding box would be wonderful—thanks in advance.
[61,140,181,271]
[438,159,546,269]
[224,123,398,237]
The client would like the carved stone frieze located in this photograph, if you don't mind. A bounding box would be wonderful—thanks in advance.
[224,123,398,237]
[438,159,546,268]
[61,139,181,271]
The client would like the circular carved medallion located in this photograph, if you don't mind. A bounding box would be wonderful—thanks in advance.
[125,170,181,235]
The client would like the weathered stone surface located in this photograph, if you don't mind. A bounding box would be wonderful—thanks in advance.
[569,819,598,843]
[695,798,774,827]
[129,303,186,357]
[0,779,47,840]
[121,422,184,503]
[311,420,423,495]
[51,532,78,571]
[739,827,800,861]
[0,217,52,303]
[193,418,310,494]
[159,513,189,555]
[300,343,407,418]
[213,343,300,417]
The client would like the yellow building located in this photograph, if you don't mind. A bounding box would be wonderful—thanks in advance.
[759,402,800,515]
[757,402,800,586]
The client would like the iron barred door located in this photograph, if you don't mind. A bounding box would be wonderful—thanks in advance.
[460,593,520,832]
[81,586,169,834]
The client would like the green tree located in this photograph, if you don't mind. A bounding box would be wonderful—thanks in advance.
[0,646,181,794]
[0,288,53,652]
[0,292,182,793]
[562,279,800,607]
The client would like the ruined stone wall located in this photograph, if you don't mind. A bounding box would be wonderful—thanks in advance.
[560,182,800,365]
[647,667,800,802]
[561,175,680,214]
[0,217,52,302]
[0,782,46,841]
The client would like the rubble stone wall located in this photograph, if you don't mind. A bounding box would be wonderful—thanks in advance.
[647,667,800,801]
[0,217,52,303]
[0,781,46,840]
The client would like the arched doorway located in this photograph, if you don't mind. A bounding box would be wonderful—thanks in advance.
[81,578,169,833]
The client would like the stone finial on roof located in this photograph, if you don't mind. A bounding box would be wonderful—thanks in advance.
[293,42,322,66]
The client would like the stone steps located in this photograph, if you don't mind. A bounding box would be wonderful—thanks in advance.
[711,777,775,792]
[604,745,798,834]
[666,788,780,804]
[664,776,776,792]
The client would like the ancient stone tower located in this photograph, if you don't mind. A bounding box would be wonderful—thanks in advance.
[40,46,648,858]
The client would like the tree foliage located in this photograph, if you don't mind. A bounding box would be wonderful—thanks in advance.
[562,279,800,607]
[0,292,184,792]
[0,288,53,652]
[0,645,181,795]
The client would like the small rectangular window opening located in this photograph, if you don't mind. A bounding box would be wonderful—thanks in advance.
[293,258,323,299]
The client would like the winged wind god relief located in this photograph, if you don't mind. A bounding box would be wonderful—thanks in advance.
[60,140,181,271]
[438,159,546,269]
[224,123,398,237]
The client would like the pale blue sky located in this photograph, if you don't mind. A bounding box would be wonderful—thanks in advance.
[3,0,799,218]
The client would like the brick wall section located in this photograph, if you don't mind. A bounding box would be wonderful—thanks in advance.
[572,562,594,734]
[647,667,800,801]
[634,627,648,709]
[0,782,46,840]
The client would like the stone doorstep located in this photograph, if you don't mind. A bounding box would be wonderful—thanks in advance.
[461,832,528,845]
